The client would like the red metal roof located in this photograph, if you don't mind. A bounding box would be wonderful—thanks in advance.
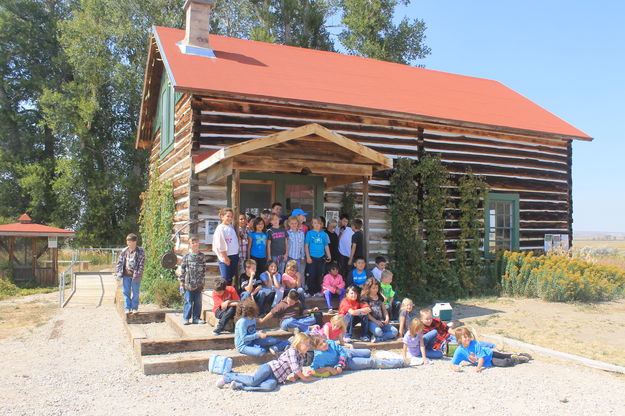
[0,217,75,237]
[153,26,590,140]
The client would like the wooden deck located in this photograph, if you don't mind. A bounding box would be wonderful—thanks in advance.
[65,272,117,307]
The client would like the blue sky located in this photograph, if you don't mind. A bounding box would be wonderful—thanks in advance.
[390,1,625,232]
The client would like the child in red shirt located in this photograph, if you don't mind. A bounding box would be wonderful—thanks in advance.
[338,286,371,342]
[212,278,240,335]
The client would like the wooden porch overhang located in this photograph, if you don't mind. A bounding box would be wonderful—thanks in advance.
[193,123,393,187]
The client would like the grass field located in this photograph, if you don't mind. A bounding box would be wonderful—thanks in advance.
[573,239,625,253]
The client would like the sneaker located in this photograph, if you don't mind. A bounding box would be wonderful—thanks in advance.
[269,346,279,356]
[215,377,228,389]
[327,308,335,314]
[212,329,222,335]
[343,336,353,343]
[193,319,206,325]
[313,292,322,297]
[370,336,377,344]
[518,352,533,360]
[511,354,530,364]
[183,321,192,326]
[360,336,370,342]
[230,381,243,391]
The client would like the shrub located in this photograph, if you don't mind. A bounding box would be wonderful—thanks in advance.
[151,278,182,308]
[501,251,625,302]
[0,279,19,299]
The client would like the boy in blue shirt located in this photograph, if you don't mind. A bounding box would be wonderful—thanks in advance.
[304,216,331,296]
[309,336,404,374]
[349,257,372,288]
[450,327,531,372]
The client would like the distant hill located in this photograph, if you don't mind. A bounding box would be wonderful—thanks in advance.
[574,230,625,240]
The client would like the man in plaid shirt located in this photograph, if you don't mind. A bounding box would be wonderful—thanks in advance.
[115,233,146,315]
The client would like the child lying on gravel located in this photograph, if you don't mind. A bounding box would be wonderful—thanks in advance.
[308,335,404,376]
[217,333,314,391]
[450,327,531,373]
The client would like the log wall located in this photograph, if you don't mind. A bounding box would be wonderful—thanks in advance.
[152,95,572,260]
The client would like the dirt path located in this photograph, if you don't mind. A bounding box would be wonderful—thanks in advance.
[453,297,625,367]
[0,292,58,340]
[0,302,624,415]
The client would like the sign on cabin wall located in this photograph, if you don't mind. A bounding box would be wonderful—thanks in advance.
[48,236,57,248]
[544,234,569,252]
[205,220,219,244]
[325,210,339,224]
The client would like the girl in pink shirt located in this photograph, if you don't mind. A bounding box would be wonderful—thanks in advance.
[321,263,345,313]
[311,314,353,348]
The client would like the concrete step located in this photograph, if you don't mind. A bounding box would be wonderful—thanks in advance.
[140,339,405,375]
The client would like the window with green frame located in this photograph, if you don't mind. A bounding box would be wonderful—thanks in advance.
[155,74,180,158]
[484,193,520,255]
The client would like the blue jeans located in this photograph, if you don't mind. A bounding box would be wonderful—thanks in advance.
[250,256,266,274]
[223,363,278,391]
[323,288,345,308]
[218,254,239,285]
[368,321,398,341]
[283,287,307,309]
[344,348,404,370]
[280,315,316,333]
[343,313,369,339]
[183,289,202,321]
[422,329,445,358]
[122,276,141,311]
[240,290,270,315]
[240,338,290,357]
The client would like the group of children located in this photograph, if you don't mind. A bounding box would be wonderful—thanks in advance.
[176,208,531,392]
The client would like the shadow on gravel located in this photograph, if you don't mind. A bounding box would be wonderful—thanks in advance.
[452,303,504,320]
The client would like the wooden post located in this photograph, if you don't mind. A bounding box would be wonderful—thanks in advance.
[362,176,370,264]
[231,168,240,289]
[32,237,38,285]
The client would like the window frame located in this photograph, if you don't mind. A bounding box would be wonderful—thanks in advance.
[484,192,520,256]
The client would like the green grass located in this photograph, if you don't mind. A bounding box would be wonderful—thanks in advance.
[0,279,57,301]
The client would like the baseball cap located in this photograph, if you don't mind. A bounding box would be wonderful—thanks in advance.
[292,208,308,216]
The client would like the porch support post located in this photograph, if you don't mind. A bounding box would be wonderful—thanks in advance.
[231,168,240,219]
[32,237,38,285]
[362,176,370,263]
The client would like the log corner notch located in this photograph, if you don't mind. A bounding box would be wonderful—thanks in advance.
[192,123,393,186]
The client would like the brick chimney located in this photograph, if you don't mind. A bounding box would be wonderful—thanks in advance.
[178,0,216,58]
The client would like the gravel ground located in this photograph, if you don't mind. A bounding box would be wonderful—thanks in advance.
[1,304,624,416]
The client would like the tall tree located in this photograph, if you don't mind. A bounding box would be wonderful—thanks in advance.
[339,0,430,65]
[0,0,71,225]
[40,0,184,245]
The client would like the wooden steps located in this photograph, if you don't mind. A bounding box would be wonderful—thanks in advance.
[116,287,401,376]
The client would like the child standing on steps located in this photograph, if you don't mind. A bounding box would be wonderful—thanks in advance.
[321,263,345,313]
[304,216,331,296]
[286,216,306,278]
[234,298,290,357]
[267,213,288,274]
[177,236,206,325]
[248,217,268,274]
[217,333,314,391]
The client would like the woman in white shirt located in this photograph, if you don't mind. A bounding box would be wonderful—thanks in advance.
[213,208,240,285]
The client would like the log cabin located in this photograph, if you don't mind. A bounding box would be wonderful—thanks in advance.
[135,0,591,280]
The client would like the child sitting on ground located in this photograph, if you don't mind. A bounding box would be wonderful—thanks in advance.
[321,263,345,313]
[217,332,314,391]
[450,327,531,372]
[398,298,416,336]
[360,278,398,342]
[380,269,401,320]
[259,289,318,333]
[177,236,206,325]
[234,298,290,357]
[349,257,372,288]
[420,308,455,358]
[403,318,430,366]
[211,278,240,335]
[239,259,272,315]
[338,285,372,342]
[309,335,404,376]
[371,256,386,282]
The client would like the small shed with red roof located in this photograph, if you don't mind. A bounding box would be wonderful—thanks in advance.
[0,214,75,285]
[135,1,591,272]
